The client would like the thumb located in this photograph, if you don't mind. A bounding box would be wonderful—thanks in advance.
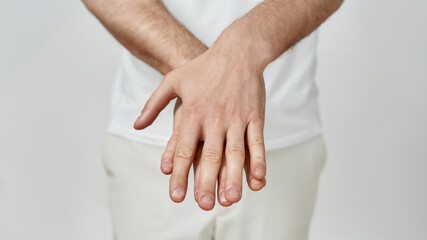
[134,79,177,130]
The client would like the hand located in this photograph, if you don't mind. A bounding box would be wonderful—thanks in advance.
[134,42,267,210]
[160,99,267,208]
[192,137,265,208]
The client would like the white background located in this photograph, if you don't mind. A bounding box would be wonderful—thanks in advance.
[1,0,426,239]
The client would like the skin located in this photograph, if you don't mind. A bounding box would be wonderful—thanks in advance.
[83,0,343,211]
[137,45,268,210]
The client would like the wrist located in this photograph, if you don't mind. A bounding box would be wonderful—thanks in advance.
[171,44,208,70]
[211,21,276,71]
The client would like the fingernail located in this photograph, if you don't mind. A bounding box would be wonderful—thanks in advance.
[219,191,227,203]
[135,115,142,123]
[201,194,214,205]
[251,177,263,186]
[227,188,240,198]
[172,188,184,200]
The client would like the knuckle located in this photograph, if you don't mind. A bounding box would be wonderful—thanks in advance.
[210,114,225,126]
[163,72,175,83]
[175,146,193,162]
[227,144,245,157]
[211,105,226,118]
[231,115,245,125]
[186,104,202,117]
[248,114,264,126]
[205,103,227,126]
[252,137,264,146]
[253,155,266,163]
[202,150,221,164]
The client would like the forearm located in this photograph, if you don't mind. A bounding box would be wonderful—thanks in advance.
[213,0,343,69]
[82,0,207,74]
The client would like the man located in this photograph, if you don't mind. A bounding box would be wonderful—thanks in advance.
[83,0,342,239]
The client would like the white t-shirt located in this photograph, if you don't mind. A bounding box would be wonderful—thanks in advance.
[107,0,321,150]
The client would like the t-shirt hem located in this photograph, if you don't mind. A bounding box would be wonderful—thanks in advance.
[264,127,322,151]
[107,123,322,151]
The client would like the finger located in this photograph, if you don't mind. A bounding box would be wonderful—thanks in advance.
[197,131,225,210]
[134,77,177,130]
[247,119,266,180]
[244,147,266,191]
[224,124,246,203]
[193,142,203,201]
[217,153,232,207]
[169,122,200,203]
[161,98,183,174]
[161,133,178,175]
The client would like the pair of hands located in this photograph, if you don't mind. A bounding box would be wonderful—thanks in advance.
[133,42,267,211]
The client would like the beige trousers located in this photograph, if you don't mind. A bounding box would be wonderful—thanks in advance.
[102,133,327,240]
